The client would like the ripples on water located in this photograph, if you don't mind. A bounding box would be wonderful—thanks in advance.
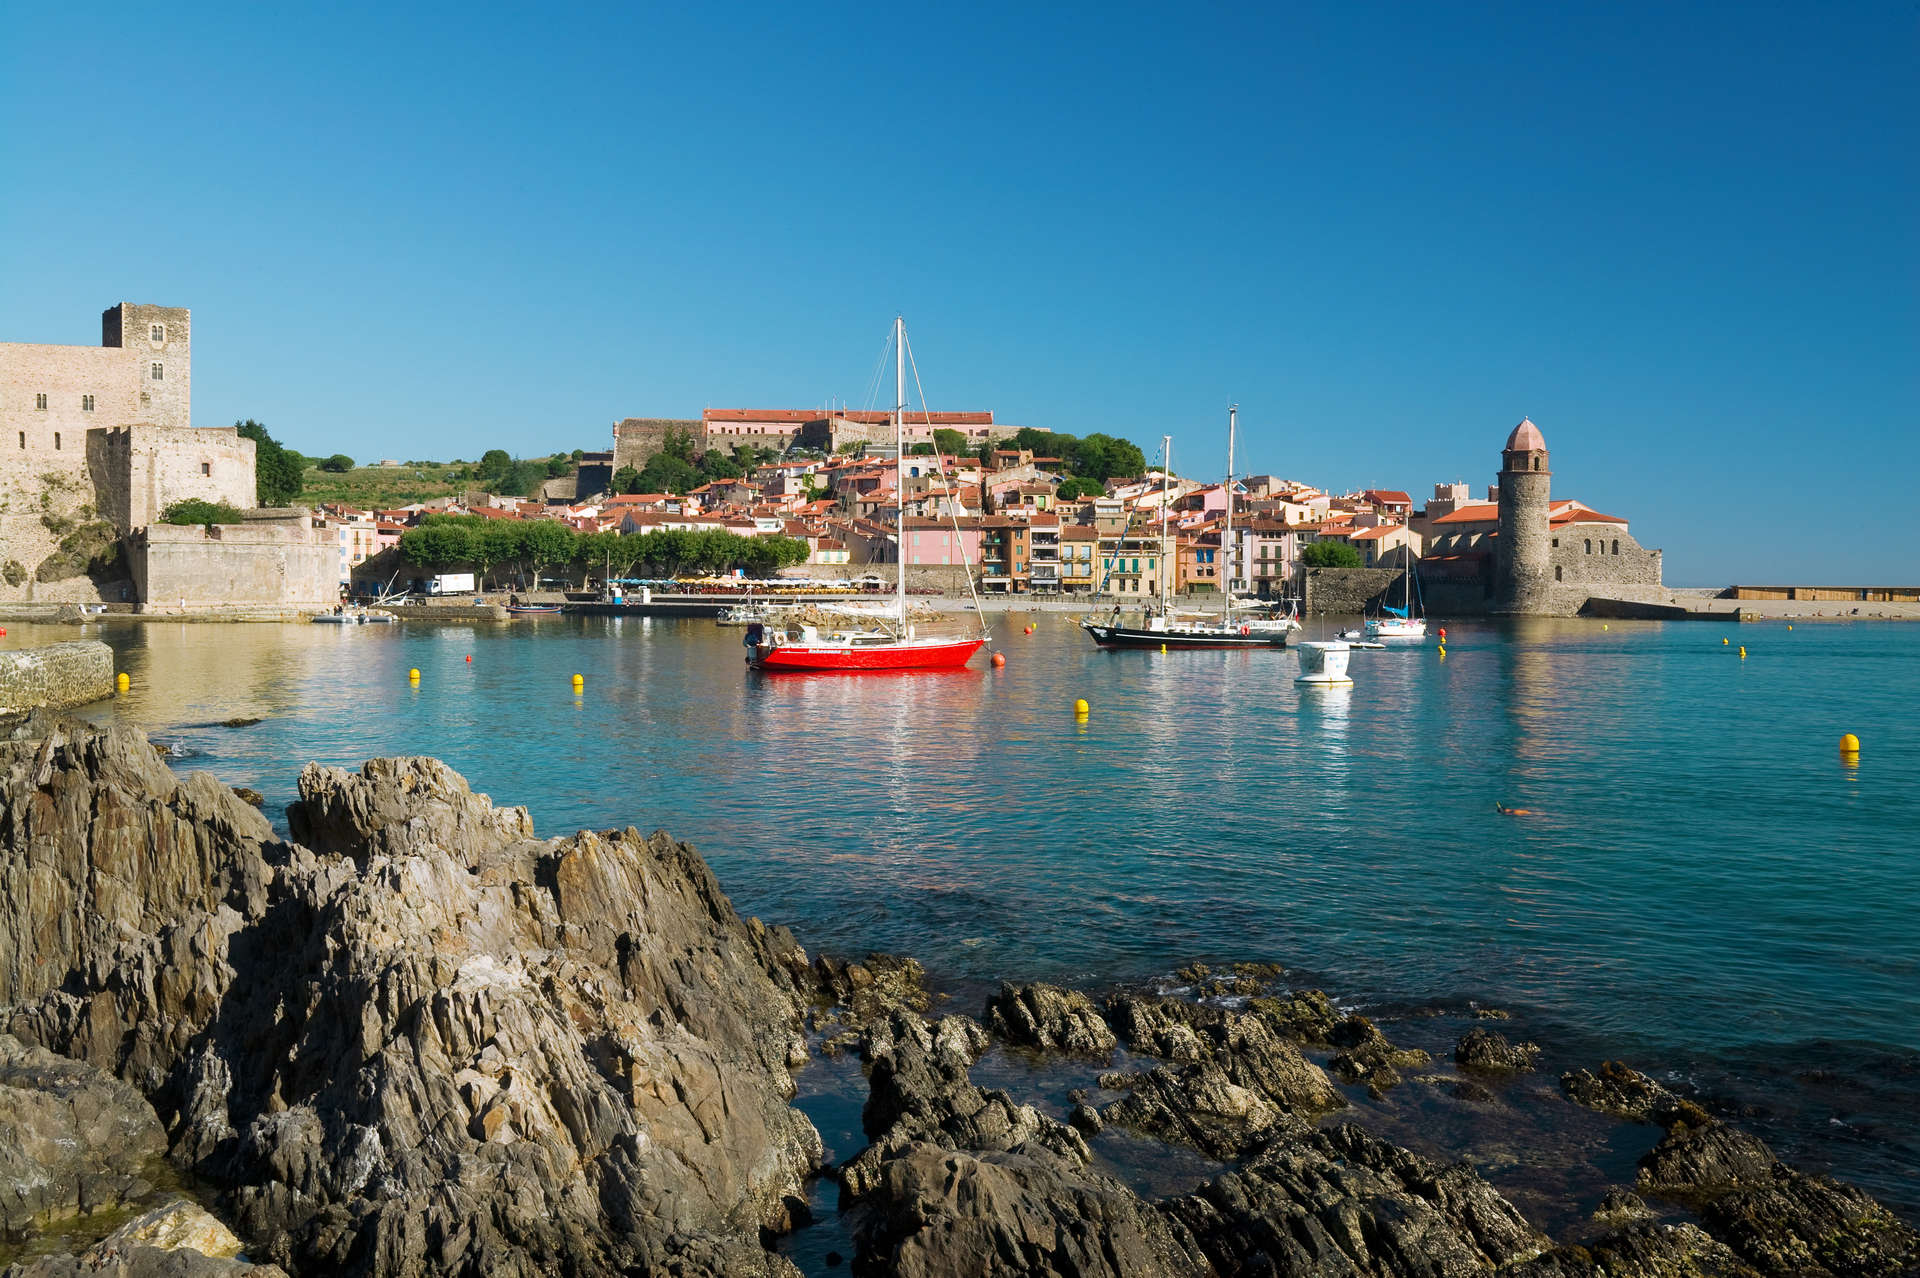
[42,613,1920,1213]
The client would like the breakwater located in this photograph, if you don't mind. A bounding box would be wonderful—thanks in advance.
[0,639,114,713]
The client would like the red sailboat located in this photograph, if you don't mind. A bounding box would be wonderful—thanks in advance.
[747,317,988,674]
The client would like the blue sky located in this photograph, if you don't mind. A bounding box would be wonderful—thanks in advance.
[1,2,1911,583]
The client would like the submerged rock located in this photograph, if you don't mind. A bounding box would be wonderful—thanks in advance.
[1561,1060,1688,1123]
[984,982,1116,1057]
[1325,1012,1433,1090]
[1454,1025,1542,1072]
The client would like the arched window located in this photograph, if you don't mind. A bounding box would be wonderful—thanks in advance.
[1584,539,1591,554]
[1612,539,1619,555]
[1532,456,1540,471]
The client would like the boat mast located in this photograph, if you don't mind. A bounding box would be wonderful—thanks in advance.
[895,315,908,629]
[1159,434,1172,615]
[1224,404,1236,624]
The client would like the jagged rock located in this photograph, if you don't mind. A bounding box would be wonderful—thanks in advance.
[1162,1122,1550,1274]
[1638,1116,1919,1276]
[0,723,822,1278]
[1454,1025,1542,1072]
[983,983,1116,1056]
[1561,1060,1689,1124]
[229,787,264,807]
[841,1010,1085,1199]
[1593,1187,1654,1224]
[1249,987,1344,1042]
[852,1140,1213,1278]
[1097,995,1344,1156]
[1326,1012,1432,1089]
[1098,1060,1300,1159]
[2,1198,281,1277]
[1639,1118,1780,1193]
[1506,1220,1758,1277]
[812,952,930,1028]
[0,1033,166,1234]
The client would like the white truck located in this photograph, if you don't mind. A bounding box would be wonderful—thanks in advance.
[422,573,476,596]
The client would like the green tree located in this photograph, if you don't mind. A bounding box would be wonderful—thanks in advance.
[907,442,936,456]
[518,519,576,586]
[478,449,513,481]
[546,455,574,478]
[1300,540,1363,568]
[1069,433,1147,482]
[400,522,476,566]
[697,450,743,481]
[661,425,698,462]
[318,453,355,473]
[160,499,244,525]
[932,428,968,457]
[236,421,302,507]
[1055,476,1105,500]
[612,465,640,494]
[637,453,700,495]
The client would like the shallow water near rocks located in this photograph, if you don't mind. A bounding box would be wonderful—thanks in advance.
[33,611,1920,1223]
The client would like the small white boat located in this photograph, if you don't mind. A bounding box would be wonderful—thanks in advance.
[1366,615,1428,641]
[1296,640,1354,685]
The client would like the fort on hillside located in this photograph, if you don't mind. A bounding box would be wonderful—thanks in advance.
[0,303,335,611]
[608,408,1034,475]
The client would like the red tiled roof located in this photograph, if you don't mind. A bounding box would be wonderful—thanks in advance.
[1431,503,1500,525]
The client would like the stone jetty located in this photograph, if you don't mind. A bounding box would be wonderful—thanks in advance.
[0,714,1914,1277]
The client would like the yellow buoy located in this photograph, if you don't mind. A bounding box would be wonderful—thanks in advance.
[1722,637,1729,645]
[408,668,420,681]
[1437,645,1446,657]
[571,673,585,690]
[1738,646,1746,658]
[1073,698,1089,715]
[1160,643,1167,653]
[115,672,130,693]
[1788,625,1793,630]
[1840,733,1860,754]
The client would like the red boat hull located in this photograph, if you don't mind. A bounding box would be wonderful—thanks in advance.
[750,637,986,672]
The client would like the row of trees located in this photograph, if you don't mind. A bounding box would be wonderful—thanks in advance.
[397,514,809,586]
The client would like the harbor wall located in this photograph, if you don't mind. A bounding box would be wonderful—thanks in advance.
[1297,566,1400,616]
[0,639,115,713]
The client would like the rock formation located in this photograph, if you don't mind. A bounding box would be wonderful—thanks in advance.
[0,719,820,1277]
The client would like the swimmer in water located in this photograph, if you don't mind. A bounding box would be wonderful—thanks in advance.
[1494,802,1534,816]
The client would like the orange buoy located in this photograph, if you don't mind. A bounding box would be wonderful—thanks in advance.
[990,652,1006,668]
[465,654,472,663]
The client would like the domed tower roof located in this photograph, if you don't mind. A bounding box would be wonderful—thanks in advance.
[1505,417,1546,452]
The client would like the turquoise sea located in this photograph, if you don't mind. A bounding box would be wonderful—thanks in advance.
[37,612,1920,1217]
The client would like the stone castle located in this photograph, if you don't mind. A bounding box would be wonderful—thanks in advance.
[0,303,335,611]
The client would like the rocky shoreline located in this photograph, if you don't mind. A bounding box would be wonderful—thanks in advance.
[0,716,1913,1277]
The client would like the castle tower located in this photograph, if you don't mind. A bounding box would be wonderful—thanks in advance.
[1494,417,1551,614]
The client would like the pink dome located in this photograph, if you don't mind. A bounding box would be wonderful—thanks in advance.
[1505,417,1546,452]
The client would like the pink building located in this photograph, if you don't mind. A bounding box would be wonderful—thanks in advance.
[903,517,981,566]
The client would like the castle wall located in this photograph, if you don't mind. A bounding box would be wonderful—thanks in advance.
[130,512,338,614]
[1547,525,1662,591]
